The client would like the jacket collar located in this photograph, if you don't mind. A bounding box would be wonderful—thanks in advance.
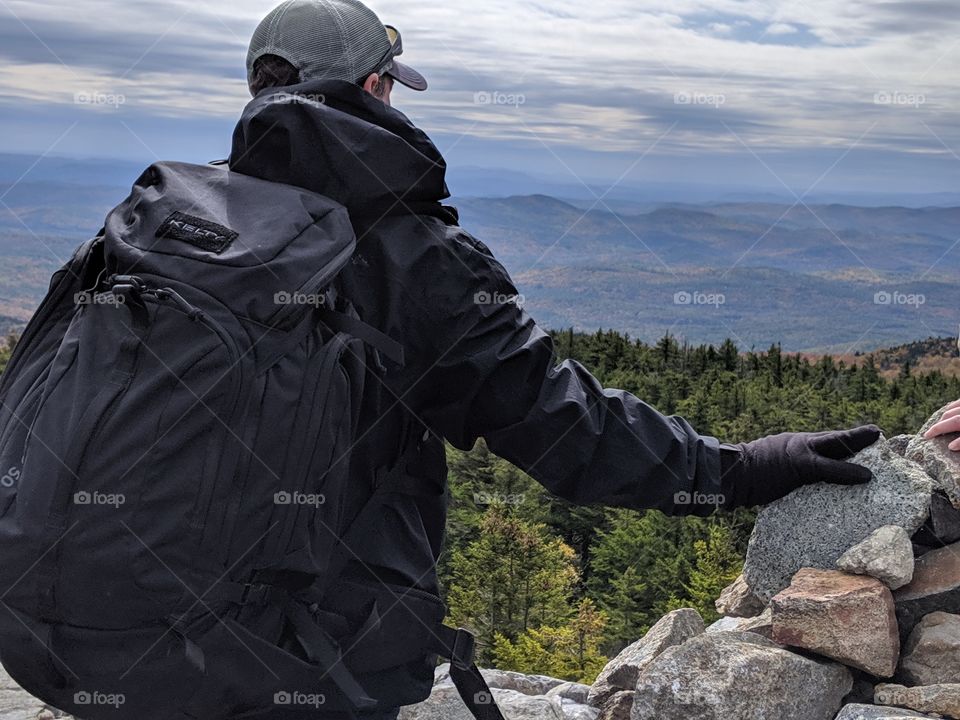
[230,79,451,217]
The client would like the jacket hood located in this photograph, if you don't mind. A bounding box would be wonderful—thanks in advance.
[229,79,450,216]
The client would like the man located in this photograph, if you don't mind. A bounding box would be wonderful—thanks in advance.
[228,0,880,716]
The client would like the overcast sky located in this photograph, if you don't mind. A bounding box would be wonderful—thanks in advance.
[1,0,958,196]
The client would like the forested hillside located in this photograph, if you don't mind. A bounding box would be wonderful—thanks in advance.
[440,330,960,682]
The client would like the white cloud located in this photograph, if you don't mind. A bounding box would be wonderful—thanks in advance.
[765,22,798,35]
[0,0,957,165]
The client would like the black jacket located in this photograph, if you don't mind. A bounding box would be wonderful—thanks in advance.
[229,79,724,597]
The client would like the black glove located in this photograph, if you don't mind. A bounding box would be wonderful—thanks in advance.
[720,425,881,509]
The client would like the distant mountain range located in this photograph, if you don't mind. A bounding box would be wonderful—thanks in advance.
[453,195,958,352]
[0,154,957,352]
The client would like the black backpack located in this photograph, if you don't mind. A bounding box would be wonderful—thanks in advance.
[0,162,504,720]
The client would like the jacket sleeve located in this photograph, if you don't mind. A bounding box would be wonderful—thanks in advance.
[421,229,724,517]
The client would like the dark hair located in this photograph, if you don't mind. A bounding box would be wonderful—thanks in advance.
[249,54,301,96]
[249,53,392,98]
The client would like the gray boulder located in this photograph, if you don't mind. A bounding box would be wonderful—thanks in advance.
[715,573,765,617]
[433,663,564,697]
[705,607,772,637]
[557,698,600,720]
[837,525,915,590]
[874,683,960,718]
[399,685,596,720]
[744,439,932,601]
[913,492,960,548]
[587,608,704,707]
[630,631,852,720]
[906,404,960,507]
[887,434,914,457]
[928,492,960,544]
[546,681,592,705]
[705,616,743,633]
[596,691,633,720]
[900,611,960,685]
[834,703,934,719]
[0,664,70,720]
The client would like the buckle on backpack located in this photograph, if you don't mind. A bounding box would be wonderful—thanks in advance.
[449,628,476,671]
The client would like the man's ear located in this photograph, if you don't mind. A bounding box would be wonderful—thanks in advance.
[362,73,381,95]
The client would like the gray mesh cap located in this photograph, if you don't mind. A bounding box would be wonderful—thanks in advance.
[247,0,427,92]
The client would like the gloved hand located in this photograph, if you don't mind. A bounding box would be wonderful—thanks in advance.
[720,425,881,509]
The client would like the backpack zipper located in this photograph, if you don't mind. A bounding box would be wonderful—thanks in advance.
[149,288,247,534]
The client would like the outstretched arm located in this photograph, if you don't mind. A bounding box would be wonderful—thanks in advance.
[423,229,877,515]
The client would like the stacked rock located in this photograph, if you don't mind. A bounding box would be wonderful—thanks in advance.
[579,403,960,720]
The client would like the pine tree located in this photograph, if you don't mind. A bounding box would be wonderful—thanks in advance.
[492,598,608,682]
[445,506,579,663]
[676,523,743,622]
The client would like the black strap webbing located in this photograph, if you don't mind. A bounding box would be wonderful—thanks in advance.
[317,308,405,367]
[282,597,379,712]
[429,626,507,720]
[449,663,508,720]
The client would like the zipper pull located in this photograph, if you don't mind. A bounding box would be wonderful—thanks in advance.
[155,288,205,321]
[108,275,150,328]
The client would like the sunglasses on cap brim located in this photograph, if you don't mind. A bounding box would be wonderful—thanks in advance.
[356,25,428,90]
[363,25,402,80]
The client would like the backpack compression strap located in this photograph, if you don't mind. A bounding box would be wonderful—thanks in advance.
[427,627,507,720]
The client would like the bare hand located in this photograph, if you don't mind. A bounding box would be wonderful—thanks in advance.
[924,400,960,451]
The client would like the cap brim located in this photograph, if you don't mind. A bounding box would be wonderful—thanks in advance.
[387,60,427,91]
